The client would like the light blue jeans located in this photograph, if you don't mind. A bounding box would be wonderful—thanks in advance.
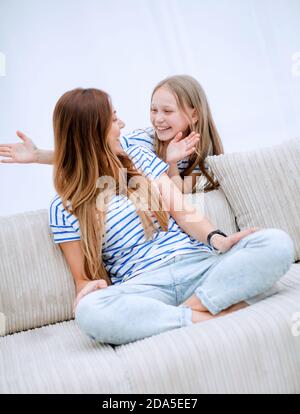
[75,229,294,345]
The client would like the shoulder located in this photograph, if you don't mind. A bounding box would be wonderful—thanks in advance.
[124,143,156,163]
[121,127,154,150]
[49,195,66,226]
[49,195,80,243]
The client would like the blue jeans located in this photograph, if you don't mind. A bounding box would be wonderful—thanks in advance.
[75,229,294,345]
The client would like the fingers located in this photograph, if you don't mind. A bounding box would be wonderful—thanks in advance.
[0,150,11,156]
[0,159,15,163]
[187,131,200,141]
[239,227,259,238]
[16,131,29,142]
[173,131,183,142]
[186,147,197,156]
[72,280,108,315]
[73,286,93,309]
[231,227,260,244]
[184,132,200,150]
[99,279,108,288]
[0,131,29,149]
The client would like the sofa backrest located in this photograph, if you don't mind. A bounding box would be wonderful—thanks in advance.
[185,187,238,236]
[0,189,235,336]
[206,137,300,262]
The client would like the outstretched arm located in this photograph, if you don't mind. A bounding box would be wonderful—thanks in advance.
[0,131,54,164]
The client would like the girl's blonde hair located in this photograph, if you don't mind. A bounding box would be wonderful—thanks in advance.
[53,88,168,284]
[152,75,224,192]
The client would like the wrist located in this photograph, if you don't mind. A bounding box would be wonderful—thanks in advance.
[207,230,228,252]
[210,234,226,250]
[75,279,89,294]
[33,148,40,163]
[167,162,179,174]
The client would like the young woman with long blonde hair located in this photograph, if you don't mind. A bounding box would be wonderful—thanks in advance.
[14,86,292,346]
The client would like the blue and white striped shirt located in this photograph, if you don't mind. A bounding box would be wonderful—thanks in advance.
[121,127,201,174]
[49,144,211,285]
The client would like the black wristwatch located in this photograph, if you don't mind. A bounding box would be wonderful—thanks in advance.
[207,230,228,253]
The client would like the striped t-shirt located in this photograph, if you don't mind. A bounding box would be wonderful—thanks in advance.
[121,127,201,174]
[49,144,211,285]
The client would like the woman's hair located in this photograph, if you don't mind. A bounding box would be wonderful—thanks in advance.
[151,75,224,192]
[53,88,168,284]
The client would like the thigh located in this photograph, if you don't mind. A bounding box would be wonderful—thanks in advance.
[90,258,179,306]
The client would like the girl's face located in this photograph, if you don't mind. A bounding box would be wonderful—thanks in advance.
[150,86,197,142]
[106,108,125,154]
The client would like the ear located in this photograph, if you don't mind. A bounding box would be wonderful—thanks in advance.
[191,109,198,125]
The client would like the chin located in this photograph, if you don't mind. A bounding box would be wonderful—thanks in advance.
[156,132,173,142]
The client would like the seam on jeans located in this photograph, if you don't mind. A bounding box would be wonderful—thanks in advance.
[169,267,179,305]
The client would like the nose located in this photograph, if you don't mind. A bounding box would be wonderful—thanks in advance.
[118,119,125,129]
[154,112,165,124]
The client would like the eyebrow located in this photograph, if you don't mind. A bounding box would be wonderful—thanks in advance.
[151,105,175,109]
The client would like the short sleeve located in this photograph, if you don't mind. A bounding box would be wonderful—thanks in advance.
[125,145,169,180]
[121,127,154,150]
[49,196,81,243]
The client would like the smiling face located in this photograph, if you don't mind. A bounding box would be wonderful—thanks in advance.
[106,108,125,154]
[150,86,197,142]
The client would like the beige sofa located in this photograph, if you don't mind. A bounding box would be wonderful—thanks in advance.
[0,139,300,394]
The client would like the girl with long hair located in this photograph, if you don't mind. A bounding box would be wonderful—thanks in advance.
[40,87,292,345]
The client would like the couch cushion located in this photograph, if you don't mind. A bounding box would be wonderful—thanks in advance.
[206,138,300,261]
[115,264,300,393]
[0,320,130,393]
[0,210,75,335]
[185,188,238,236]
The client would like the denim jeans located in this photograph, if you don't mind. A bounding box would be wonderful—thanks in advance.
[75,229,294,345]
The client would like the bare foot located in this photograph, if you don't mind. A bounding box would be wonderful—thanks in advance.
[183,294,208,312]
[191,301,249,324]
[192,310,215,323]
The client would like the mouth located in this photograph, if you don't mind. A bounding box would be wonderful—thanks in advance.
[155,127,171,132]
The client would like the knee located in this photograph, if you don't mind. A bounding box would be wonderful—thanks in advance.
[75,296,96,338]
[75,293,126,345]
[257,228,295,269]
[75,294,108,342]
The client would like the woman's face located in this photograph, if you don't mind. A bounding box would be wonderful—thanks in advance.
[150,86,197,142]
[106,108,125,155]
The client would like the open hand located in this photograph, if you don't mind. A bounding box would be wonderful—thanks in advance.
[0,131,38,163]
[212,227,260,253]
[166,131,200,164]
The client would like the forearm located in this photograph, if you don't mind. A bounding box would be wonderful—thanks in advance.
[175,208,216,244]
[168,163,193,194]
[158,172,222,245]
[59,241,89,293]
[35,149,54,164]
[75,279,90,294]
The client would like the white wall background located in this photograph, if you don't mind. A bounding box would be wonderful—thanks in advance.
[0,0,299,216]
